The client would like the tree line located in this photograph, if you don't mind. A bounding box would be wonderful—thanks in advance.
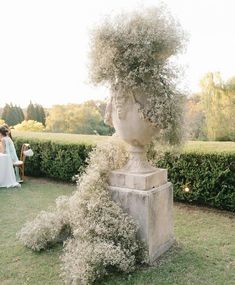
[45,100,114,135]
[0,100,114,135]
[186,72,235,141]
[1,102,46,126]
[1,72,234,140]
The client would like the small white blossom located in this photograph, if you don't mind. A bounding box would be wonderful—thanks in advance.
[17,140,146,284]
[89,7,187,144]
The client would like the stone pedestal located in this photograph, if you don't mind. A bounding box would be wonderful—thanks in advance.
[108,168,174,263]
[109,168,168,190]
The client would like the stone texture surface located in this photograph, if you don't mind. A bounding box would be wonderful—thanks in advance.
[109,168,167,190]
[109,182,174,263]
[110,91,159,146]
[105,91,160,174]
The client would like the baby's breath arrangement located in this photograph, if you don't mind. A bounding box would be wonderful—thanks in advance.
[18,141,146,284]
[90,7,187,143]
[18,6,187,284]
[17,195,71,251]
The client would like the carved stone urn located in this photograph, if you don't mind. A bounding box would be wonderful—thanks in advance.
[105,90,160,174]
[107,90,174,263]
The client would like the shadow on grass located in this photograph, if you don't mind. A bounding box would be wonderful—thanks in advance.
[96,241,217,285]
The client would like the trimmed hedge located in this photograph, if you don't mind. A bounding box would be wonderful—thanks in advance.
[157,152,235,212]
[14,138,93,182]
[14,135,235,211]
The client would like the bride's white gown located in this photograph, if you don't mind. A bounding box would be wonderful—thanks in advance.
[0,137,20,188]
[0,154,19,187]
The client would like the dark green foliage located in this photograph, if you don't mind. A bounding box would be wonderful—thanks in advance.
[35,104,46,125]
[14,137,93,181]
[157,152,235,211]
[26,102,36,120]
[26,102,46,125]
[13,135,234,211]
[1,104,11,123]
[17,106,25,122]
[85,100,115,135]
[1,103,25,126]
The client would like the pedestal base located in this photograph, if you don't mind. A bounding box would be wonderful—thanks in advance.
[109,168,167,190]
[108,182,174,263]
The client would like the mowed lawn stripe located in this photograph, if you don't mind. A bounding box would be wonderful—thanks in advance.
[0,178,234,285]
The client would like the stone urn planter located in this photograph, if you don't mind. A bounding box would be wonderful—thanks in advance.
[105,90,160,174]
[89,8,185,150]
[90,7,186,263]
[106,90,174,264]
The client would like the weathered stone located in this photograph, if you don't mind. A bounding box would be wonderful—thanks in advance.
[109,168,167,190]
[105,87,174,263]
[105,91,160,174]
[109,182,174,263]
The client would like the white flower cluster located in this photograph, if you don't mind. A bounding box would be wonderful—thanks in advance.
[18,140,146,284]
[17,196,71,251]
[89,7,187,144]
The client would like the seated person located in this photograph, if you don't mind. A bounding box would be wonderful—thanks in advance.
[0,126,21,182]
[2,123,13,139]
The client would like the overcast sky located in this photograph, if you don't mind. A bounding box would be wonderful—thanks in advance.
[0,0,235,108]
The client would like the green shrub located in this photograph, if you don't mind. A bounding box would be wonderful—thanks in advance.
[14,137,93,181]
[14,135,235,211]
[14,120,45,132]
[157,152,235,211]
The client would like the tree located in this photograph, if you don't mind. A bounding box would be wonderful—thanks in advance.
[26,102,46,125]
[185,94,206,140]
[35,104,46,125]
[199,72,235,141]
[46,102,114,135]
[82,100,114,135]
[1,103,25,126]
[26,102,37,121]
[16,106,24,123]
[1,104,11,124]
[45,105,68,133]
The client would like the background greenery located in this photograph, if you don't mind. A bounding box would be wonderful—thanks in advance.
[13,132,235,211]
[186,72,235,141]
[0,178,234,285]
[14,136,93,181]
[0,100,114,136]
[1,102,46,126]
[1,72,235,140]
[157,152,235,211]
[12,131,235,152]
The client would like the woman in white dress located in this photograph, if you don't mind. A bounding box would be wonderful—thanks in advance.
[0,126,20,188]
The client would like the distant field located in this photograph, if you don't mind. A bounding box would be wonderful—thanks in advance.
[13,131,235,153]
[183,140,235,153]
[12,131,109,145]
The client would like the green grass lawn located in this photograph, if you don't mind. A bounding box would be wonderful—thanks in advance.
[12,131,109,145]
[183,140,235,154]
[0,178,234,285]
[13,131,235,153]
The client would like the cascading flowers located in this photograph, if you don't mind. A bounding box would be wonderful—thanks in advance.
[89,7,187,143]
